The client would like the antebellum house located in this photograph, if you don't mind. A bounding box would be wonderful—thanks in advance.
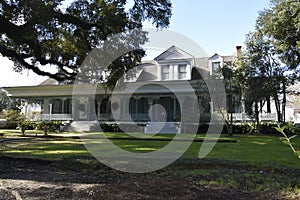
[4,46,250,133]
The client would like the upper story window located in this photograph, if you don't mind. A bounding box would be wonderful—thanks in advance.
[212,62,221,73]
[178,64,187,79]
[162,65,170,80]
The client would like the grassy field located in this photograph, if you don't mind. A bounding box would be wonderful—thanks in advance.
[1,129,299,169]
[1,129,300,198]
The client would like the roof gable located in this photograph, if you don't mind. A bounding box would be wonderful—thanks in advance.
[154,45,194,62]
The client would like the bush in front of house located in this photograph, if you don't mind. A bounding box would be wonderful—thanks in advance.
[17,121,36,135]
[36,121,62,135]
[2,109,25,129]
[227,122,296,136]
[99,123,145,132]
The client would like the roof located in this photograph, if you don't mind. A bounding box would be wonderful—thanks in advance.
[39,78,59,86]
[154,45,194,62]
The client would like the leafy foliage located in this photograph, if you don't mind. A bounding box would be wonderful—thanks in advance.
[2,109,25,122]
[1,109,25,129]
[257,0,300,70]
[0,0,172,86]
[275,123,300,159]
[0,89,23,113]
[36,121,62,135]
[17,121,36,135]
[237,0,300,123]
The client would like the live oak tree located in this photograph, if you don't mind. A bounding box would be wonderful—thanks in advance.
[0,0,172,86]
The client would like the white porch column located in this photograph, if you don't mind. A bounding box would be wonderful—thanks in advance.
[49,103,52,121]
[43,98,50,114]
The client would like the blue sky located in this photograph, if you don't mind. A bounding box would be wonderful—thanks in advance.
[0,0,270,87]
[160,0,270,55]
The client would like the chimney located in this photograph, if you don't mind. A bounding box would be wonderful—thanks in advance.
[236,46,242,57]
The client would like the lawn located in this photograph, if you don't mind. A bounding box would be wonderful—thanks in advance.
[1,129,300,199]
[1,129,299,169]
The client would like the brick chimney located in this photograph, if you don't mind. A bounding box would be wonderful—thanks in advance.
[236,46,242,57]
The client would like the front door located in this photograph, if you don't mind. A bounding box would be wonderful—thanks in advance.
[157,97,173,122]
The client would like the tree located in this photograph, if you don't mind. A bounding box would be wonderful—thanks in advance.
[240,0,300,123]
[0,0,172,86]
[0,88,23,112]
[257,0,300,71]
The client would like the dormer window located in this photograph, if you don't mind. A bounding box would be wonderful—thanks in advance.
[162,65,170,80]
[212,62,221,73]
[179,64,187,79]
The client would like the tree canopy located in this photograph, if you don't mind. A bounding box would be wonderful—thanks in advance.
[238,0,300,122]
[0,0,172,85]
[256,0,300,71]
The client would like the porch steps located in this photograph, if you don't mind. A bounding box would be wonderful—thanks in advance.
[62,121,99,132]
[144,122,181,134]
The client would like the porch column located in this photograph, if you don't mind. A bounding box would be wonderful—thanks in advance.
[73,96,89,121]
[172,96,178,121]
[147,97,157,122]
[43,98,50,114]
[177,95,186,122]
[121,96,130,121]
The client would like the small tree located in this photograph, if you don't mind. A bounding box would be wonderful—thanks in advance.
[17,121,35,135]
[2,109,25,129]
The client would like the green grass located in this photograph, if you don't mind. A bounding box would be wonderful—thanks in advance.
[0,129,300,169]
[185,134,300,168]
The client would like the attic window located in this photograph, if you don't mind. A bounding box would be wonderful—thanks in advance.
[212,62,221,73]
[179,64,187,79]
[162,65,170,80]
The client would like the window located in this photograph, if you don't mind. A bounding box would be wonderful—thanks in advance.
[212,62,221,73]
[63,99,72,114]
[178,64,187,79]
[51,99,62,114]
[162,65,170,80]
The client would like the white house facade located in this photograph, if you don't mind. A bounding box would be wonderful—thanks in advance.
[4,46,284,133]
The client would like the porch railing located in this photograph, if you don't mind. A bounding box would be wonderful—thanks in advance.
[233,113,277,122]
[40,114,73,121]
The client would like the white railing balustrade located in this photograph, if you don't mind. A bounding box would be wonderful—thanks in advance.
[232,113,276,122]
[40,114,73,121]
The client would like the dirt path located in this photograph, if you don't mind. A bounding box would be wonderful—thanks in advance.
[0,156,298,199]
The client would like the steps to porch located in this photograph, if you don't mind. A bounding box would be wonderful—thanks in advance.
[144,122,181,134]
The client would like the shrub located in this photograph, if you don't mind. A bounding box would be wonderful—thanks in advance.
[36,121,62,135]
[100,124,122,132]
[99,123,145,132]
[2,109,25,129]
[17,121,36,135]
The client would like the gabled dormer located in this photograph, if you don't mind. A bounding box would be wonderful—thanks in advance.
[209,54,224,76]
[154,46,193,81]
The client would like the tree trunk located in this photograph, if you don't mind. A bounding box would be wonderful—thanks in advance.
[267,96,271,113]
[274,93,281,122]
[255,102,259,134]
[282,78,286,123]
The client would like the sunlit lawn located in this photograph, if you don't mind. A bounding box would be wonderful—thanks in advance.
[0,129,300,169]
